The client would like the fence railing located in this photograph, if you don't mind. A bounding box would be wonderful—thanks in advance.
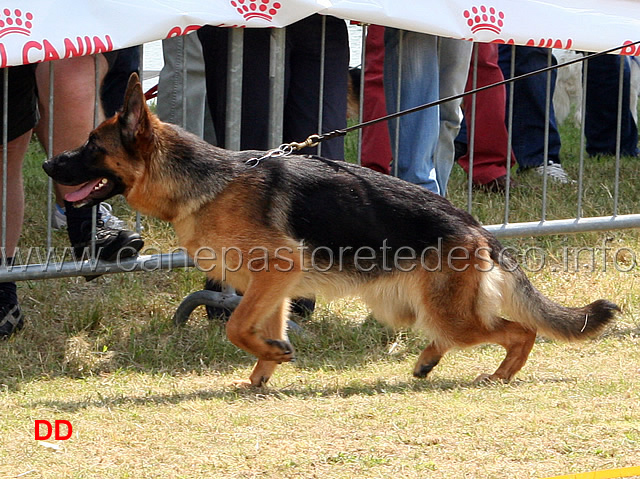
[2,21,639,286]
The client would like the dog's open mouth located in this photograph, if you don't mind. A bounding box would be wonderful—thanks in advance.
[64,177,115,207]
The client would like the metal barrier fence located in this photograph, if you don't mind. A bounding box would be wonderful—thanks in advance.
[2,21,640,289]
[479,46,640,238]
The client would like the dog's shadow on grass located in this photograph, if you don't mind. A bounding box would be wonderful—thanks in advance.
[2,311,423,389]
[27,360,575,413]
[5,306,629,399]
[28,375,521,414]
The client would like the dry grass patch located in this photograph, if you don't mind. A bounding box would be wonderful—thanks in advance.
[2,332,639,478]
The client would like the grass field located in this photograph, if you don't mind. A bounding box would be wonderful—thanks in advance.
[1,118,640,478]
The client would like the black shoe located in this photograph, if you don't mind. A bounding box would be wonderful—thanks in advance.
[204,279,235,321]
[204,279,315,321]
[72,220,144,262]
[0,303,24,339]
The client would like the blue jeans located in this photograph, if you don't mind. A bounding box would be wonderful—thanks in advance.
[584,54,638,157]
[498,45,562,169]
[384,30,471,194]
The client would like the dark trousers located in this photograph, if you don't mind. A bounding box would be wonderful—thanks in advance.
[198,15,349,160]
[101,46,141,118]
[584,54,638,157]
[498,45,562,168]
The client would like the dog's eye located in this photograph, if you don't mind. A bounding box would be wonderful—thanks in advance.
[87,134,104,152]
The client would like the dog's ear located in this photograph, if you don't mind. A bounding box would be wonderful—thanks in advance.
[119,72,151,145]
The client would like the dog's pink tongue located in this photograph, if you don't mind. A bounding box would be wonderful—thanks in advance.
[64,179,102,202]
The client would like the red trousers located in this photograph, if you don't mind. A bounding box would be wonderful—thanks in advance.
[458,43,515,184]
[360,25,392,174]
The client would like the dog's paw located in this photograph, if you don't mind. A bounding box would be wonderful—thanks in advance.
[263,339,295,363]
[472,373,509,385]
[412,360,440,378]
[231,379,254,388]
[231,376,269,388]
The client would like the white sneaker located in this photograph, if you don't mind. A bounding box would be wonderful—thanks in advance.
[51,204,68,230]
[533,161,576,184]
[51,203,128,230]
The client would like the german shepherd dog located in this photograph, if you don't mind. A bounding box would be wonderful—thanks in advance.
[44,73,619,387]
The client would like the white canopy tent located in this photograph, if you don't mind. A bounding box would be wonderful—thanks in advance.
[3,0,640,67]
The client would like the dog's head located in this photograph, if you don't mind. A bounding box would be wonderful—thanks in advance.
[43,72,153,209]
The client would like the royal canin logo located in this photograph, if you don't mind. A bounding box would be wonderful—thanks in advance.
[0,8,33,38]
[0,7,115,67]
[230,0,282,21]
[460,5,574,49]
[463,5,504,34]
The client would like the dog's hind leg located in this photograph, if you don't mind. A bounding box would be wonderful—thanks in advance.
[413,342,448,378]
[471,319,537,384]
[412,316,536,383]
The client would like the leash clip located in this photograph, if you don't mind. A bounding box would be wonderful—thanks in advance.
[289,134,321,151]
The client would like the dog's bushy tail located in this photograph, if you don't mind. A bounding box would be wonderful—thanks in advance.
[501,264,619,341]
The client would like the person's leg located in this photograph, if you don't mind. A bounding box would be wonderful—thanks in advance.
[584,54,638,157]
[239,28,277,150]
[198,26,271,150]
[0,64,38,338]
[157,34,215,143]
[434,37,473,194]
[360,25,392,174]
[384,29,440,193]
[0,131,29,256]
[0,131,29,338]
[101,46,140,118]
[35,54,107,232]
[458,43,515,187]
[629,57,640,127]
[198,26,231,147]
[499,45,562,169]
[0,64,37,256]
[284,15,349,160]
[35,55,108,165]
[278,15,348,316]
[34,55,143,259]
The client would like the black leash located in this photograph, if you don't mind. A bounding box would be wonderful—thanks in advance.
[246,39,640,167]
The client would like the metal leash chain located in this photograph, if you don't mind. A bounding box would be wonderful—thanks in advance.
[245,38,640,167]
[245,134,322,167]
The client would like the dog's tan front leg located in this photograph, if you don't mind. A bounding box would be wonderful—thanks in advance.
[226,294,293,362]
[226,271,299,385]
[232,360,281,388]
[230,296,293,387]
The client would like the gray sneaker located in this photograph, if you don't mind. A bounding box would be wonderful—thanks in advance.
[52,203,128,230]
